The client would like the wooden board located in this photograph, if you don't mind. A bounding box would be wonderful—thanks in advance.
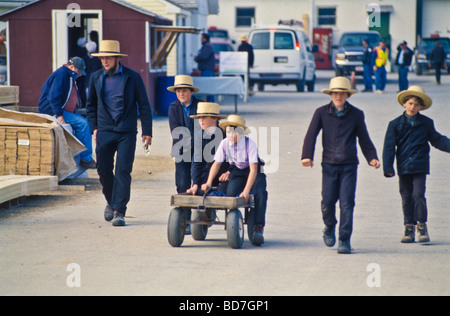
[0,86,19,106]
[0,175,58,205]
[170,193,253,209]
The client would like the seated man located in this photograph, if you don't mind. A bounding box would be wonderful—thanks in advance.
[186,102,230,196]
[38,57,96,169]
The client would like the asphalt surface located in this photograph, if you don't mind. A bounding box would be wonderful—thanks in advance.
[1,69,449,296]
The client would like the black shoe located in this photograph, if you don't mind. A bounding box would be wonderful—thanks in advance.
[80,159,97,169]
[322,226,336,247]
[337,239,352,254]
[252,225,265,246]
[104,205,114,222]
[112,213,125,226]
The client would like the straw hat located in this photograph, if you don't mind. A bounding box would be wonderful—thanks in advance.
[397,86,432,110]
[240,34,248,42]
[167,75,200,93]
[219,114,248,132]
[91,40,127,57]
[321,76,358,95]
[190,102,226,119]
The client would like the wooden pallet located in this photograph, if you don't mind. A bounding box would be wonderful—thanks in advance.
[0,175,58,205]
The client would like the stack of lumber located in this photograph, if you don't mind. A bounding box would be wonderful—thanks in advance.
[0,175,58,205]
[0,126,55,176]
[0,86,19,106]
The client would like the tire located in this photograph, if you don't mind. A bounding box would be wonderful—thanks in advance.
[306,74,316,92]
[246,208,255,242]
[226,210,245,249]
[296,68,306,92]
[191,210,208,241]
[415,64,422,75]
[167,208,186,247]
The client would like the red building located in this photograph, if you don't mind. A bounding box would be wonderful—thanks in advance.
[0,0,173,112]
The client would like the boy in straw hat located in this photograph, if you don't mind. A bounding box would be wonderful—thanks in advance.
[186,102,229,196]
[86,40,153,226]
[167,75,202,196]
[383,86,450,243]
[202,114,268,246]
[302,76,380,254]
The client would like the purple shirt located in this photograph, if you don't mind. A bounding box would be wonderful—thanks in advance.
[215,136,259,169]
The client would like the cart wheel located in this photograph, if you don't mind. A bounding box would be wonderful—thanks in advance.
[246,208,255,242]
[226,210,244,249]
[191,210,208,241]
[168,208,186,247]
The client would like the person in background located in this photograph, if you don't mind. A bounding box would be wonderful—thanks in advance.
[38,57,96,169]
[238,34,255,95]
[429,41,447,85]
[395,41,414,92]
[361,38,374,92]
[194,33,215,102]
[373,40,389,94]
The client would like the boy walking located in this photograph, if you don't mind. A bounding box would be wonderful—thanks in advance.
[302,77,380,254]
[383,86,450,243]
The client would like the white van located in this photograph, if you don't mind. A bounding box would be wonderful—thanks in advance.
[248,26,317,92]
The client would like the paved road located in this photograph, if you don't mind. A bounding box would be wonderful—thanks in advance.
[1,70,449,296]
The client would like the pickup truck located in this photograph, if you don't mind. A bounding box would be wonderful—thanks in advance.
[333,31,382,76]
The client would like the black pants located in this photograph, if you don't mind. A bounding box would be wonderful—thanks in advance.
[96,131,136,215]
[399,173,428,225]
[321,163,358,241]
[433,62,443,84]
[226,166,268,227]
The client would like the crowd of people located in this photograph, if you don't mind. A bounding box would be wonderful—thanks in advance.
[36,36,449,254]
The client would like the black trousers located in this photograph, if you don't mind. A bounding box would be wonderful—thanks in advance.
[96,131,136,215]
[226,166,268,227]
[399,173,428,225]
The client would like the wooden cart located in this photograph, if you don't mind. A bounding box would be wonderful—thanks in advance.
[168,189,255,249]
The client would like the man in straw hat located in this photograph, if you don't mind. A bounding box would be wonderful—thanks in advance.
[302,76,380,254]
[383,86,450,243]
[202,114,268,246]
[86,40,153,226]
[186,102,229,196]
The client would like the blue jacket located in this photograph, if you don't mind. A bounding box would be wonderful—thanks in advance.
[195,40,215,72]
[383,112,450,176]
[86,64,153,137]
[38,66,80,117]
[168,97,200,157]
[302,102,378,165]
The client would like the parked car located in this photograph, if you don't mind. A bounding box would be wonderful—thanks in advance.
[248,26,317,92]
[333,31,382,76]
[211,39,234,75]
[208,26,235,46]
[414,37,450,75]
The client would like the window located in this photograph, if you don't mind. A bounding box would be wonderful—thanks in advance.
[251,32,270,50]
[274,32,294,50]
[318,7,336,26]
[236,8,255,27]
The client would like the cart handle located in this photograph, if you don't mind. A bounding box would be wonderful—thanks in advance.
[200,186,218,209]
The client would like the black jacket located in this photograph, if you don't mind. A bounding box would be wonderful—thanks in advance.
[168,96,201,158]
[395,46,414,66]
[383,112,450,176]
[302,102,378,165]
[86,64,153,136]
